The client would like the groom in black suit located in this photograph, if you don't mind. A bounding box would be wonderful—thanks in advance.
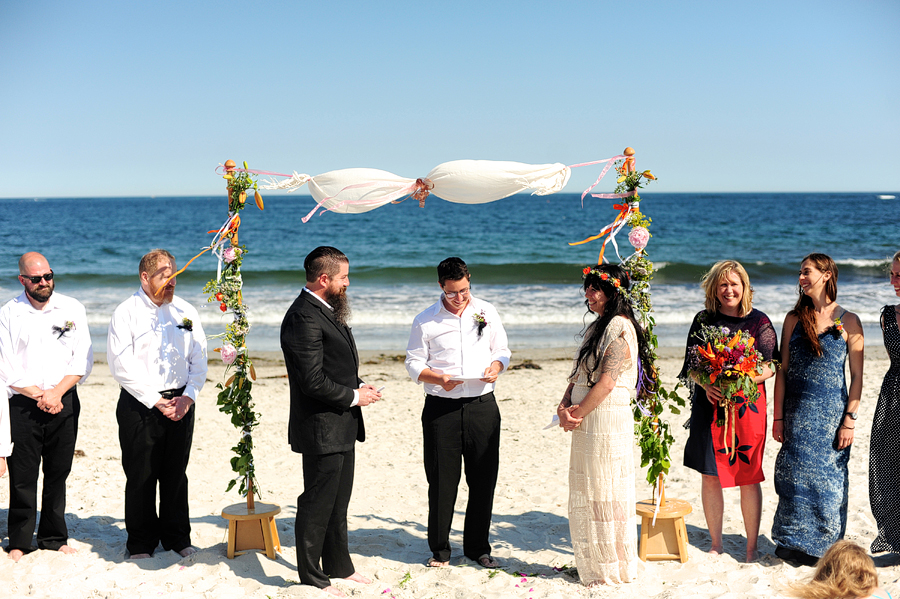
[281,246,382,596]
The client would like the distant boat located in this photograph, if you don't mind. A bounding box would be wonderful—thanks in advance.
[878,194,895,199]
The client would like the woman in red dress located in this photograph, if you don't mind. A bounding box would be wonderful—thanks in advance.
[680,260,777,562]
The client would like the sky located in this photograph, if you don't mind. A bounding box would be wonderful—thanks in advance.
[1,0,898,197]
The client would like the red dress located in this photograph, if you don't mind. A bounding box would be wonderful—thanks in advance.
[681,309,778,488]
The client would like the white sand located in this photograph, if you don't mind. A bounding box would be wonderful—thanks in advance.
[1,347,898,598]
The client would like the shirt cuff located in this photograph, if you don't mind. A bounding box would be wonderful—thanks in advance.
[406,362,427,385]
[351,389,359,407]
[492,355,510,372]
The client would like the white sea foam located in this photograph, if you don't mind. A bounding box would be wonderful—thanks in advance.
[835,258,891,267]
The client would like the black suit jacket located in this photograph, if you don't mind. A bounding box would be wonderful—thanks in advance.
[281,291,365,455]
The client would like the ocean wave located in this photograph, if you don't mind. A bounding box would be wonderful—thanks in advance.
[834,258,893,268]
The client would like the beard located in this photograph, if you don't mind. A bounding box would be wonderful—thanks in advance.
[158,286,175,305]
[26,280,54,303]
[327,287,351,326]
[148,281,175,305]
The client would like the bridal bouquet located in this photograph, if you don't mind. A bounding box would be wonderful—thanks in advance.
[688,324,767,454]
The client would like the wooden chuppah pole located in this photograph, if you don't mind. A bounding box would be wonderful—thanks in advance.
[215,159,281,559]
[610,147,690,562]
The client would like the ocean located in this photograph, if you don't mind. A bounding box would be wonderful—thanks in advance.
[1,193,897,353]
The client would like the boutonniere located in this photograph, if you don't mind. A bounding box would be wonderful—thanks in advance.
[473,310,488,337]
[52,321,75,339]
[177,318,193,332]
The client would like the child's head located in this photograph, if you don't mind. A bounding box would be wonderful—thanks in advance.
[793,541,879,599]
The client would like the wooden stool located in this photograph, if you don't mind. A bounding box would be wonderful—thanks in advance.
[221,501,282,559]
[635,498,692,563]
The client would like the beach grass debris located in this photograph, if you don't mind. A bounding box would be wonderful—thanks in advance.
[398,571,412,588]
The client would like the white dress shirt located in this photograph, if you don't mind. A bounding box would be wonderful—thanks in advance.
[108,288,208,409]
[406,295,510,399]
[0,291,93,398]
[0,385,11,456]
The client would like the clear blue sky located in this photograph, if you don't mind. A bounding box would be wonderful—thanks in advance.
[2,0,897,197]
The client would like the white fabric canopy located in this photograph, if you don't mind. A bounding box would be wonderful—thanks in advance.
[260,159,571,222]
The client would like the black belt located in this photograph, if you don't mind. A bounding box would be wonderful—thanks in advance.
[426,391,493,403]
[159,386,187,399]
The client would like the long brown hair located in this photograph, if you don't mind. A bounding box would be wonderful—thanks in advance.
[790,540,878,599]
[573,264,657,397]
[789,253,838,356]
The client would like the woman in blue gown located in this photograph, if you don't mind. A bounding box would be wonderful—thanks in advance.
[771,253,864,566]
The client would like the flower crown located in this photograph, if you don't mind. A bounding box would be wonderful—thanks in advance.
[582,267,623,289]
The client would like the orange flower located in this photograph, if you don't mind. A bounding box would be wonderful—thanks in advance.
[736,359,755,374]
[583,267,590,275]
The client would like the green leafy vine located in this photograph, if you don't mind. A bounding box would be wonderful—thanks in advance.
[203,160,265,497]
[610,154,687,490]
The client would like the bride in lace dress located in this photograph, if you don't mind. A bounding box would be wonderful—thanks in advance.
[557,264,656,586]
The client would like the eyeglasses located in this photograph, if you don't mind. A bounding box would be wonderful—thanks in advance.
[444,288,470,300]
[20,272,54,284]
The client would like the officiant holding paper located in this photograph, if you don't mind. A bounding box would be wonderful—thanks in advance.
[405,257,510,569]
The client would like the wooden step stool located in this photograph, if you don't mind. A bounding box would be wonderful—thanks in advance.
[222,501,282,559]
[635,497,692,563]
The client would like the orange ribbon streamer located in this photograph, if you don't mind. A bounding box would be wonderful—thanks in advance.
[568,201,634,264]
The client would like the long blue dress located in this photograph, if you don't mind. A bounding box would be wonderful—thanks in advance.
[772,324,850,558]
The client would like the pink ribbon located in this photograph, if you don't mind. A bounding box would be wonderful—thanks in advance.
[591,190,637,200]
[567,155,628,204]
[300,179,418,223]
[216,164,294,177]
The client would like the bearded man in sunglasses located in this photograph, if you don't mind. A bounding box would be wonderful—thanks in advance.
[0,252,93,562]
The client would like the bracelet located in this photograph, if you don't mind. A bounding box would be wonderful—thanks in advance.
[840,425,855,430]
[774,418,783,421]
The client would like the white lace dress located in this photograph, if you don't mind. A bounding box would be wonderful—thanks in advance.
[568,316,638,585]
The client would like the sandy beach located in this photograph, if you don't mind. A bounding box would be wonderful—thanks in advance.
[1,346,898,599]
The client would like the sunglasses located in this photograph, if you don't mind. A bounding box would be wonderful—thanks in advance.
[21,271,54,284]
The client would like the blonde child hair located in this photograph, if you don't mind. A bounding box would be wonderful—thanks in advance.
[791,541,879,599]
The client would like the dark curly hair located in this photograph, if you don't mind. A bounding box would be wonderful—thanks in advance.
[572,263,657,396]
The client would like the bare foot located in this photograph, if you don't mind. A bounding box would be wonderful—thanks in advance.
[322,586,346,597]
[343,572,372,584]
[708,545,724,556]
[59,545,77,555]
[8,549,24,562]
[477,554,500,568]
[129,553,152,560]
[177,546,198,557]
[746,549,760,563]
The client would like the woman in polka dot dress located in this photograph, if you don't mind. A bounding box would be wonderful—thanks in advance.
[869,250,900,554]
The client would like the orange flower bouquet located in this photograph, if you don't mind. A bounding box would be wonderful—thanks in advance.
[688,325,767,455]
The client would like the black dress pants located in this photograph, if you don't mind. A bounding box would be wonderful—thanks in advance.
[116,388,193,555]
[422,392,500,562]
[7,389,80,552]
[296,448,356,588]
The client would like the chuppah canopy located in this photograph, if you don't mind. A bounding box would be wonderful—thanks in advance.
[246,155,636,222]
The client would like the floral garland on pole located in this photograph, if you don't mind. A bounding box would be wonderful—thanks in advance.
[575,148,686,494]
[202,159,265,504]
